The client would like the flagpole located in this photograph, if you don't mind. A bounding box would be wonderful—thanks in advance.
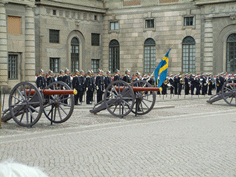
[146,44,174,84]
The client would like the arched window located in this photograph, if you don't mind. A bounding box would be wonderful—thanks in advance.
[182,36,195,73]
[109,39,120,73]
[226,34,236,72]
[71,37,79,73]
[144,38,156,73]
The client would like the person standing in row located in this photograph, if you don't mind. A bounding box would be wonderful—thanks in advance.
[36,69,46,89]
[96,70,105,103]
[84,71,95,104]
[47,70,55,86]
[123,69,131,84]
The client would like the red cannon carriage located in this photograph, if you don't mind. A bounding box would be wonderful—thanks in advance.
[90,80,161,118]
[1,81,76,127]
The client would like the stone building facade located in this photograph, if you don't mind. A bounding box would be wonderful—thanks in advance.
[1,0,236,88]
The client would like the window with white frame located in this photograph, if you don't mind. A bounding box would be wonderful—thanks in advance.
[110,22,119,30]
[184,17,194,26]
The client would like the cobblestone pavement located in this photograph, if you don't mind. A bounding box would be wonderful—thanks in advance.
[0,96,236,177]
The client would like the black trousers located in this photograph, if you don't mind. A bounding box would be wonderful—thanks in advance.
[86,90,93,104]
[97,89,104,103]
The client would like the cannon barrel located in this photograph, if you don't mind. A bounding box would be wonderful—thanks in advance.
[115,86,162,92]
[25,89,77,95]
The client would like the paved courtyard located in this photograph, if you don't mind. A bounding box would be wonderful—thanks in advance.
[0,95,236,176]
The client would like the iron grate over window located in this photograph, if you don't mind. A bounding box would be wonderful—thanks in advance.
[91,33,100,46]
[91,59,99,73]
[50,58,59,73]
[49,29,59,43]
[8,54,18,79]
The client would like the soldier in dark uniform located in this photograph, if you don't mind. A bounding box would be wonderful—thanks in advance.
[105,71,112,89]
[47,70,55,87]
[208,74,214,95]
[201,74,207,95]
[62,68,71,104]
[195,75,200,95]
[184,74,190,95]
[219,73,225,92]
[178,77,183,95]
[113,69,121,81]
[161,79,168,95]
[190,74,195,95]
[216,75,221,93]
[72,70,79,105]
[57,70,64,82]
[174,75,179,95]
[96,70,105,103]
[169,74,174,94]
[84,71,95,104]
[63,68,71,88]
[73,70,85,105]
[123,69,131,84]
[36,69,46,89]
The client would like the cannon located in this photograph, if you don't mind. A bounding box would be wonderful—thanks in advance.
[90,80,161,118]
[207,79,236,106]
[1,81,76,127]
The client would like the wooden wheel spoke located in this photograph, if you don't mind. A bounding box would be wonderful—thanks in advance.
[29,105,39,113]
[141,100,150,109]
[121,102,127,113]
[112,104,118,113]
[111,86,119,95]
[54,106,57,121]
[12,95,23,102]
[59,105,68,116]
[17,88,25,100]
[57,107,62,121]
[19,112,25,122]
[28,108,35,122]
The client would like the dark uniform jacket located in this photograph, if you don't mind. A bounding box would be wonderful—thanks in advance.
[36,75,46,89]
[96,75,105,91]
[47,76,55,86]
[85,76,95,91]
[63,75,71,87]
[72,75,85,91]
[123,75,131,83]
[104,76,112,89]
[113,74,121,81]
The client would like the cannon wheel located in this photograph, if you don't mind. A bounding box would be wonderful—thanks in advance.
[104,80,135,118]
[9,82,43,127]
[222,79,236,106]
[131,80,156,115]
[43,81,74,123]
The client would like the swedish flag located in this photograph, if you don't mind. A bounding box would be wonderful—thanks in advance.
[154,48,171,87]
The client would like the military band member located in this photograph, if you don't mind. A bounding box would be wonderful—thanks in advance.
[174,75,179,95]
[169,74,174,94]
[123,69,131,83]
[57,70,64,82]
[84,71,95,104]
[208,74,214,95]
[36,69,46,89]
[114,69,121,81]
[184,74,190,95]
[161,79,168,95]
[47,70,55,86]
[201,74,207,95]
[216,75,221,93]
[96,70,105,103]
[190,74,195,95]
[63,68,71,88]
[105,71,112,89]
[178,77,183,95]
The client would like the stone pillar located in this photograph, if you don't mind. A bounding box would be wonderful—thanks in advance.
[0,2,8,86]
[203,17,213,73]
[25,6,35,82]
